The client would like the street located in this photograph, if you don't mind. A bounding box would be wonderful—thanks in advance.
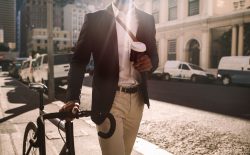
[0,73,250,154]
[66,76,250,154]
[1,0,250,154]
[147,79,250,119]
[70,76,250,120]
[0,73,143,155]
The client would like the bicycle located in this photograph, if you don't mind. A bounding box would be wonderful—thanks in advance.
[22,83,116,155]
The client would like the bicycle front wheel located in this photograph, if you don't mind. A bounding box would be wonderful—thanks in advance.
[23,122,38,155]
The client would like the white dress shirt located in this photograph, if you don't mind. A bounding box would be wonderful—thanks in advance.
[112,2,141,87]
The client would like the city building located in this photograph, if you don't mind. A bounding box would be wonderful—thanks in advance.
[64,4,86,46]
[63,1,111,46]
[137,0,250,69]
[19,0,74,56]
[27,27,72,55]
[20,0,47,56]
[0,0,16,48]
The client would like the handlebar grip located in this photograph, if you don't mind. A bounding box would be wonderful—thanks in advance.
[97,113,116,139]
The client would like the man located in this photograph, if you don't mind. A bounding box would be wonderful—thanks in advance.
[61,0,158,154]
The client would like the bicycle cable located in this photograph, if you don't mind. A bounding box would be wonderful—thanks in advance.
[58,119,66,144]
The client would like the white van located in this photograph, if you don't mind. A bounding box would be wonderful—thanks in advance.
[33,53,73,87]
[217,56,250,85]
[163,61,215,82]
[19,59,37,83]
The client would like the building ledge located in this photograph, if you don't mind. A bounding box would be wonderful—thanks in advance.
[156,9,250,32]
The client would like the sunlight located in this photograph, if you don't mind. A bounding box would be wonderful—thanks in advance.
[217,0,226,7]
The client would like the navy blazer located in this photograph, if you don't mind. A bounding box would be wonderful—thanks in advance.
[66,5,159,124]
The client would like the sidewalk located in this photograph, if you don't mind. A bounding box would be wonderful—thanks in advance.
[0,73,170,155]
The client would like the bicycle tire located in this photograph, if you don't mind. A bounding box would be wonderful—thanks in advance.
[23,122,38,155]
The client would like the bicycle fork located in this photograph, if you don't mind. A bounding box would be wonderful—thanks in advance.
[37,116,76,155]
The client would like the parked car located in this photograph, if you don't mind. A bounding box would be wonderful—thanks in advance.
[33,53,73,87]
[19,59,37,83]
[150,67,164,80]
[217,56,250,86]
[162,60,215,83]
[85,59,94,76]
[8,58,28,78]
[0,59,13,71]
[8,62,22,78]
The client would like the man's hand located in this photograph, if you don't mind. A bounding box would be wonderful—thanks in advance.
[59,101,80,121]
[133,55,153,72]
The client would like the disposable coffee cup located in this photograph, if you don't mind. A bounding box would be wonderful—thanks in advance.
[131,42,146,52]
[130,42,146,63]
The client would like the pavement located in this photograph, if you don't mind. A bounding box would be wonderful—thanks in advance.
[0,72,171,155]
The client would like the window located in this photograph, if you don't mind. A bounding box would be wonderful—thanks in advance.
[168,0,177,21]
[178,64,182,69]
[189,64,203,71]
[36,57,42,66]
[37,39,41,43]
[182,64,190,70]
[23,62,30,69]
[54,54,73,65]
[43,55,48,64]
[168,39,177,60]
[188,0,199,16]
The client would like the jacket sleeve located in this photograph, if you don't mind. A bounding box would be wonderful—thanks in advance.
[148,15,159,73]
[66,14,93,102]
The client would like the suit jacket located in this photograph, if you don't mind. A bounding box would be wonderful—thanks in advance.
[66,5,159,124]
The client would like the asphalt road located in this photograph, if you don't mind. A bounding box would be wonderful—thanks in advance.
[147,80,250,120]
[57,76,250,120]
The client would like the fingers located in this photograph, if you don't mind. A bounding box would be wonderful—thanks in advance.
[72,104,80,114]
[133,55,153,72]
[59,102,80,121]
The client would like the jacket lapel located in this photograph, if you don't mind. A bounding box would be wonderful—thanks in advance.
[105,5,119,67]
[135,8,144,43]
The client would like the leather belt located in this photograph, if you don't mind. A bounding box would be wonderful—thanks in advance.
[117,86,139,94]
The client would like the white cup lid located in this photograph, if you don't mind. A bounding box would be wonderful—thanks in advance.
[131,42,146,52]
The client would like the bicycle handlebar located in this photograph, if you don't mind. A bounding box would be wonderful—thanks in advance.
[29,83,116,138]
[29,83,48,92]
[42,110,116,139]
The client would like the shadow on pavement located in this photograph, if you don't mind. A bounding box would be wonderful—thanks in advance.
[0,80,50,123]
[148,80,250,120]
[80,76,250,120]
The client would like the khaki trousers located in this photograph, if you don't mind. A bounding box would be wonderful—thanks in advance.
[97,91,144,155]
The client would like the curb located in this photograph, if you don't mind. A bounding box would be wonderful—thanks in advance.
[52,101,173,155]
[18,81,173,155]
[134,138,172,155]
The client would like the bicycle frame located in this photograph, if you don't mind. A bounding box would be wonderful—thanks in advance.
[36,113,75,155]
[27,83,116,155]
[31,84,76,155]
